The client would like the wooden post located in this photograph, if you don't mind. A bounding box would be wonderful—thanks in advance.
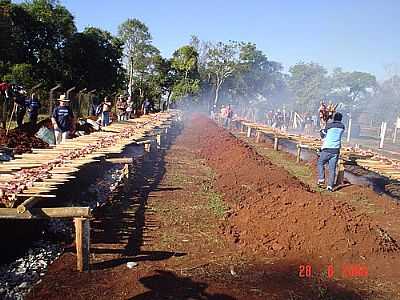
[274,136,279,151]
[296,144,301,163]
[336,159,345,185]
[74,217,90,272]
[247,126,252,138]
[256,131,261,143]
[393,125,398,144]
[379,122,387,149]
[346,118,352,143]
[156,133,162,148]
[144,142,151,153]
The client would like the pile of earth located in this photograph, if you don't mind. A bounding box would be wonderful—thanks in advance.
[0,119,51,155]
[182,114,400,268]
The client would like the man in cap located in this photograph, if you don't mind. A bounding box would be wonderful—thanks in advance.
[51,95,75,144]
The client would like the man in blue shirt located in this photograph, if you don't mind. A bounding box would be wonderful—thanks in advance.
[317,112,345,191]
[51,95,75,144]
[27,93,41,126]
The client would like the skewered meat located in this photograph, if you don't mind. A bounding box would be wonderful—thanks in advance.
[0,115,160,207]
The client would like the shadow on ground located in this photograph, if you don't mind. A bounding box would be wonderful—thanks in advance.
[130,270,235,300]
[88,125,185,270]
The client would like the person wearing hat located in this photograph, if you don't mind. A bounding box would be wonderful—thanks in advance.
[51,95,75,144]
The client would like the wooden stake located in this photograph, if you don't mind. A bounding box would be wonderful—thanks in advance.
[74,217,90,272]
[336,159,345,185]
[393,125,398,144]
[247,126,252,138]
[346,118,352,143]
[156,133,162,148]
[379,122,387,149]
[274,136,279,151]
[296,144,301,163]
[256,131,261,143]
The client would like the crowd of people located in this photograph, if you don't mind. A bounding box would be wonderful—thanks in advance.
[0,81,159,145]
[265,109,289,129]
[90,94,153,126]
[220,104,233,128]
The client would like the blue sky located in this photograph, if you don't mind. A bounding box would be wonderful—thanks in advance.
[15,0,400,80]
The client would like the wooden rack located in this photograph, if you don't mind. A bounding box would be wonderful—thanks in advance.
[0,111,181,271]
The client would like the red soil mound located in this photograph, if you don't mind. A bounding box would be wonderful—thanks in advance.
[0,119,51,154]
[183,114,399,264]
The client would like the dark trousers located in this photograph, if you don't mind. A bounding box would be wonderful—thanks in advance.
[16,108,26,128]
[29,113,38,125]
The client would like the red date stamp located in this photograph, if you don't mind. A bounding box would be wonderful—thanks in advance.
[298,264,368,279]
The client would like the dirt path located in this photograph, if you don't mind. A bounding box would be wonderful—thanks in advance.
[27,114,400,299]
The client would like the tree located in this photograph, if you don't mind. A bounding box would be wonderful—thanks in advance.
[205,41,240,110]
[288,62,329,112]
[329,68,376,111]
[367,75,400,122]
[63,27,124,95]
[170,45,200,101]
[3,0,76,88]
[227,43,286,113]
[2,63,34,87]
[118,18,152,97]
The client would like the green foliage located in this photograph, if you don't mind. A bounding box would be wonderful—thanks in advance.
[288,62,329,112]
[2,63,34,87]
[329,67,376,111]
[170,45,200,101]
[118,18,154,102]
[171,78,200,101]
[63,27,124,94]
[225,43,286,113]
[205,41,241,107]
[171,45,198,79]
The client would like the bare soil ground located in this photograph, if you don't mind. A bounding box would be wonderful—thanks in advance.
[27,114,400,299]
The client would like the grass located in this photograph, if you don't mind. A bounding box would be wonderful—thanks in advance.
[6,114,49,130]
[207,192,227,218]
[252,143,315,187]
[196,173,228,218]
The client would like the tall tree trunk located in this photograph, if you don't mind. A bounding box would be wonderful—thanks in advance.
[128,59,134,97]
[214,82,221,108]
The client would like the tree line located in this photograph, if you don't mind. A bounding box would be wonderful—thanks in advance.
[0,0,398,121]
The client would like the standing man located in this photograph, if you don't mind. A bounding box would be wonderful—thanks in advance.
[51,95,75,144]
[126,96,134,119]
[101,96,112,126]
[27,92,41,126]
[224,104,233,128]
[142,98,151,115]
[116,95,127,121]
[317,112,345,191]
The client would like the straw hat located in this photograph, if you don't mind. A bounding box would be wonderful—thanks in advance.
[57,94,70,102]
